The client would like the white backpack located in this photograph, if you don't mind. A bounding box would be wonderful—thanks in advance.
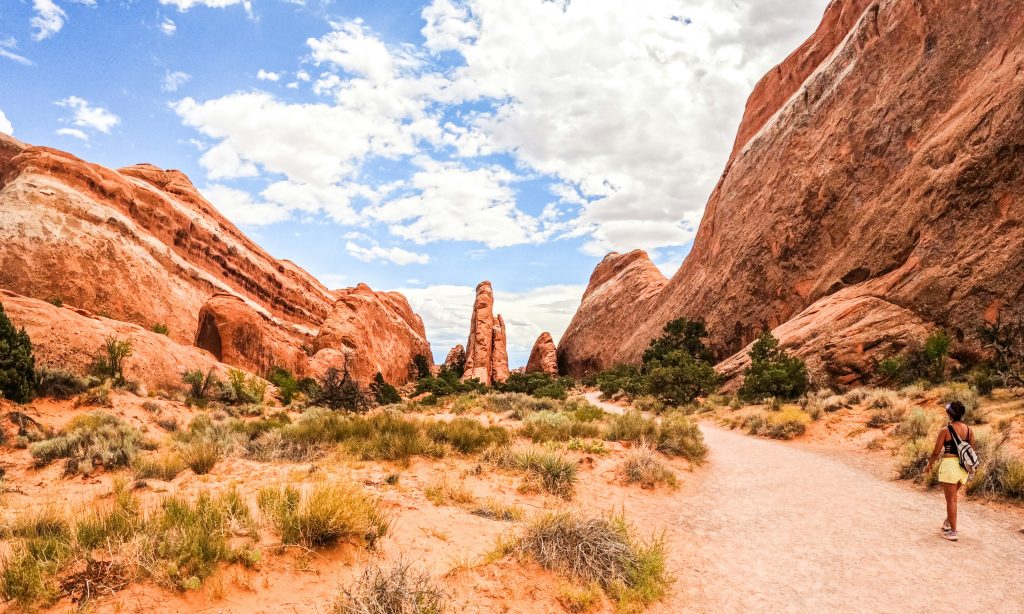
[948,424,980,480]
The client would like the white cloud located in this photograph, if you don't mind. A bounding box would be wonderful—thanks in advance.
[0,38,32,65]
[160,18,177,36]
[296,70,311,82]
[260,180,363,224]
[0,110,12,135]
[56,96,120,133]
[397,283,586,365]
[161,70,192,92]
[257,69,280,81]
[200,184,292,226]
[31,0,66,41]
[345,241,430,266]
[160,0,252,11]
[56,127,88,140]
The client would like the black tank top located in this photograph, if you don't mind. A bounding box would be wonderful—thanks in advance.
[944,422,969,455]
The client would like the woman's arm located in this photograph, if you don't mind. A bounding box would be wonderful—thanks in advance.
[924,429,947,474]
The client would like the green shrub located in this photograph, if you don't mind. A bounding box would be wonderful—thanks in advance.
[415,367,484,398]
[30,411,153,475]
[485,392,560,418]
[642,317,713,366]
[567,438,608,455]
[332,560,447,614]
[152,323,169,335]
[496,372,572,400]
[426,417,509,453]
[895,408,934,439]
[34,368,88,400]
[370,372,402,405]
[521,411,602,443]
[969,364,1000,396]
[632,396,665,414]
[91,336,133,387]
[877,356,908,385]
[267,366,299,405]
[923,330,951,382]
[76,481,142,550]
[182,369,219,407]
[511,511,667,610]
[46,297,63,308]
[743,406,811,440]
[643,350,720,406]
[605,411,658,443]
[0,301,36,404]
[227,368,266,405]
[312,367,370,412]
[619,444,677,488]
[596,364,646,399]
[568,400,605,423]
[516,448,578,498]
[656,412,708,462]
[258,482,389,549]
[174,414,247,474]
[738,332,808,402]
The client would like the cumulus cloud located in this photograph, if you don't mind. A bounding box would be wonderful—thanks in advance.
[397,283,586,365]
[345,241,430,266]
[56,96,120,133]
[161,70,191,92]
[160,18,177,36]
[0,110,12,135]
[200,184,292,226]
[56,127,88,140]
[31,0,66,41]
[257,69,280,81]
[160,0,252,11]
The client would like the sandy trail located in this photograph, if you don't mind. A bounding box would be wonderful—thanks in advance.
[665,425,1024,613]
[584,391,626,415]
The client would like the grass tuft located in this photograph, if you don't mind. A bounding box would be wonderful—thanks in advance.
[29,411,153,475]
[332,560,447,614]
[258,482,390,549]
[619,444,678,489]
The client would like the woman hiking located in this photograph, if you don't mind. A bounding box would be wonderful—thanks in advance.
[924,400,973,542]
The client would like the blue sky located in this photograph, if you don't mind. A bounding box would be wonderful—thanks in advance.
[0,0,829,365]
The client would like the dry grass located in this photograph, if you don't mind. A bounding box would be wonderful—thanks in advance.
[743,406,811,440]
[29,411,154,475]
[618,444,678,489]
[332,560,447,614]
[258,482,390,549]
[424,480,477,506]
[515,448,579,499]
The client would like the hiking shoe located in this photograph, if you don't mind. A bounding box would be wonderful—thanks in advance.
[943,519,951,532]
[942,529,958,542]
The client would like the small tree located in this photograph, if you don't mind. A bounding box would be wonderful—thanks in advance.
[311,366,369,412]
[0,301,35,403]
[92,336,133,386]
[980,316,1024,387]
[642,318,713,367]
[370,372,402,405]
[267,366,299,405]
[182,369,219,407]
[739,332,808,402]
[922,330,951,382]
[412,354,432,380]
[595,364,647,399]
[644,350,720,406]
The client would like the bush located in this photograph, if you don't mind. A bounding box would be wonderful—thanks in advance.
[485,392,560,418]
[744,406,811,440]
[132,452,186,481]
[655,412,708,462]
[0,302,36,404]
[922,330,951,382]
[174,414,247,474]
[567,438,608,455]
[496,372,571,400]
[876,356,908,385]
[332,560,447,614]
[182,369,219,407]
[896,437,937,482]
[511,511,668,609]
[34,368,88,400]
[521,411,602,443]
[619,444,678,488]
[30,411,153,475]
[605,411,658,444]
[516,448,578,498]
[642,317,713,366]
[426,417,509,453]
[942,384,980,414]
[152,323,169,335]
[424,479,476,506]
[267,366,299,405]
[412,354,432,379]
[895,408,934,439]
[979,316,1024,387]
[370,372,402,405]
[632,396,665,414]
[643,350,720,406]
[312,367,370,412]
[596,364,646,399]
[75,480,142,550]
[91,337,133,387]
[738,332,808,402]
[227,368,266,405]
[258,482,389,549]
[415,367,484,398]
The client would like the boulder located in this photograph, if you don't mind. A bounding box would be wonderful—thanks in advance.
[526,332,559,376]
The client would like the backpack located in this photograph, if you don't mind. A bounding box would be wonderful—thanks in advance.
[948,424,980,480]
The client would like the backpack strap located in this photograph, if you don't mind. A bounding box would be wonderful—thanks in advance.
[947,424,960,444]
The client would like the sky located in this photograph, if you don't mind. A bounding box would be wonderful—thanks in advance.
[0,0,830,366]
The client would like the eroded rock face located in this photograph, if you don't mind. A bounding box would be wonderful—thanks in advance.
[0,134,432,385]
[462,281,509,386]
[557,251,667,378]
[526,332,559,376]
[444,345,466,370]
[1,290,242,392]
[313,284,432,385]
[559,0,1024,382]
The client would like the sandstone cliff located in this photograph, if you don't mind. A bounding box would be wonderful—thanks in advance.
[558,0,1024,386]
[525,332,558,376]
[0,134,431,385]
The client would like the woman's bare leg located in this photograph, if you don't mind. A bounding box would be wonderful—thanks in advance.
[943,482,959,531]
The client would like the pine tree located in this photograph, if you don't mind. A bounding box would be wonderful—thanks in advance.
[0,302,36,403]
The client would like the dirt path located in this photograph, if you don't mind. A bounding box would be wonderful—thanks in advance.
[664,425,1024,613]
[583,391,626,415]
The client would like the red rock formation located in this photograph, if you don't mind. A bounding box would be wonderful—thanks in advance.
[1,290,242,392]
[559,0,1024,385]
[525,332,559,376]
[444,345,466,370]
[312,284,432,385]
[557,251,667,378]
[0,134,431,385]
[462,281,509,386]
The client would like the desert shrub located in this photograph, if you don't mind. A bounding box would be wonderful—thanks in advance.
[942,384,980,415]
[33,368,88,400]
[267,366,299,405]
[876,356,909,385]
[152,323,169,335]
[922,330,951,382]
[312,367,370,412]
[969,364,999,396]
[655,412,708,462]
[226,368,267,405]
[567,438,608,455]
[512,511,667,609]
[412,354,432,379]
[567,399,605,423]
[496,372,571,400]
[370,372,402,405]
[558,582,603,613]
[516,448,578,498]
[596,364,646,399]
[76,381,113,407]
[332,560,447,614]
[258,482,389,549]
[619,444,678,488]
[643,350,720,406]
[182,369,219,407]
[91,336,133,387]
[75,481,142,550]
[0,507,76,609]
[415,366,484,398]
[0,302,36,404]
[132,452,186,481]
[426,417,509,453]
[485,392,559,418]
[30,411,153,475]
[896,437,938,483]
[632,396,665,414]
[642,317,713,366]
[895,408,934,439]
[174,414,246,474]
[867,405,907,428]
[521,411,601,443]
[738,332,808,402]
[605,411,658,443]
[979,316,1024,387]
[46,297,63,308]
[146,489,258,589]
[344,414,441,464]
[744,406,811,440]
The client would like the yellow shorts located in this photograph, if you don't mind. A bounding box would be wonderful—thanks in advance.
[938,457,968,485]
